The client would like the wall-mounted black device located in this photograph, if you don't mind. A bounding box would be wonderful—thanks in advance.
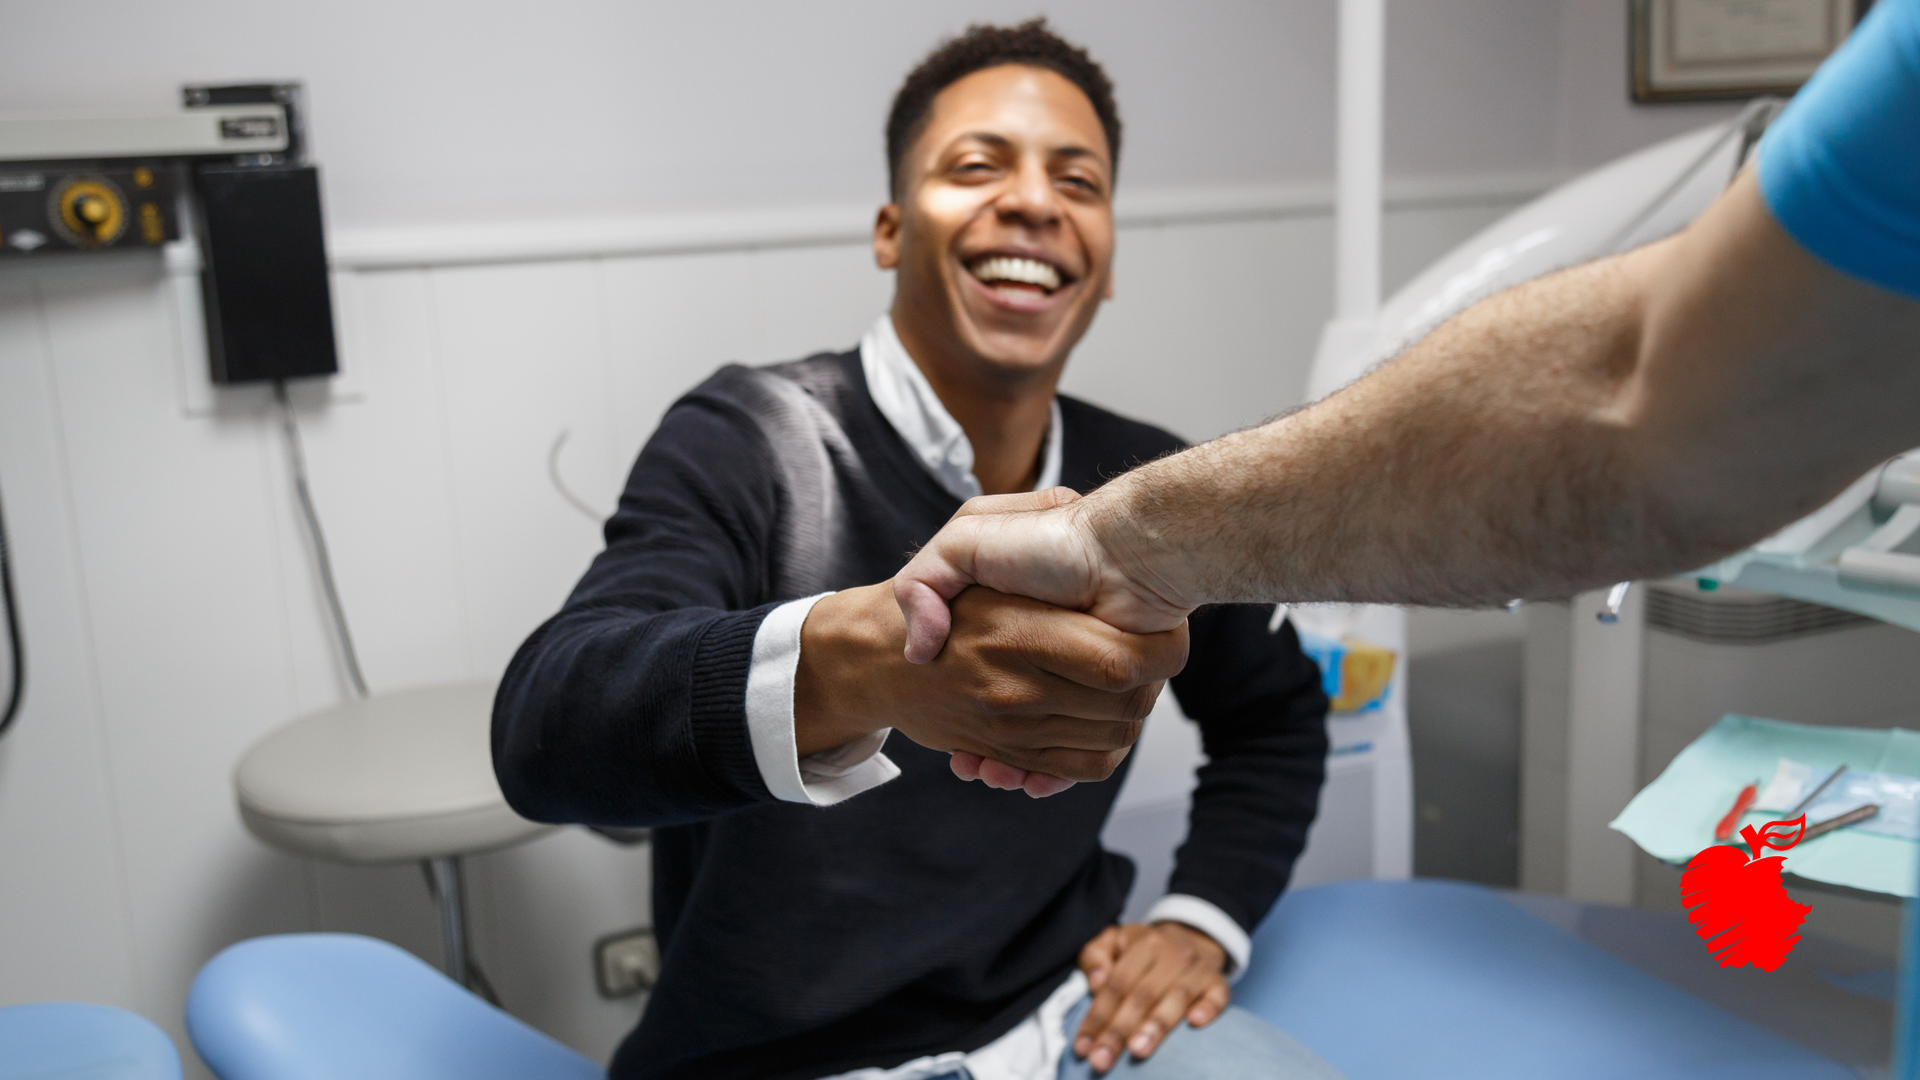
[0,82,338,386]
[183,85,337,385]
[194,164,338,384]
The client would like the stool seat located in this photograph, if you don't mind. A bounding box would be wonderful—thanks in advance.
[236,681,551,864]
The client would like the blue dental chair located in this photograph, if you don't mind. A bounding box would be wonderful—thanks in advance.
[0,1003,181,1080]
[185,880,1865,1080]
[186,934,600,1080]
[1236,879,1859,1080]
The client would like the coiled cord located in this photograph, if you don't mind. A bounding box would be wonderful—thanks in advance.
[0,482,23,740]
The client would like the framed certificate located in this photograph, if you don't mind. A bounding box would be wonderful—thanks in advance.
[1631,0,1866,101]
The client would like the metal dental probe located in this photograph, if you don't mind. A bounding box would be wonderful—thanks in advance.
[1801,803,1879,843]
[1787,763,1849,820]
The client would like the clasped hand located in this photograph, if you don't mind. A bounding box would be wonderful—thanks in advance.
[795,580,1188,796]
[888,486,1200,795]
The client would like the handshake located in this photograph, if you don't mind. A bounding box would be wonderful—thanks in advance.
[797,487,1201,798]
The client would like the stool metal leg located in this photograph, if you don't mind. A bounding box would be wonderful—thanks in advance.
[425,856,475,993]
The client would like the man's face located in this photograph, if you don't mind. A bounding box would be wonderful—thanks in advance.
[877,64,1116,385]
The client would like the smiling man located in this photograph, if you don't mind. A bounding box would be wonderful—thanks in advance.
[494,20,1337,1080]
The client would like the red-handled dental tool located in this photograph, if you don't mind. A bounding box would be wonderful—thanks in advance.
[1714,783,1758,841]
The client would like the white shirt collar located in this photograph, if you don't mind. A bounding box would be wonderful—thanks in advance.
[859,314,1063,503]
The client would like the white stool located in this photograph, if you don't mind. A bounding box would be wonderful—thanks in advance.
[234,680,552,997]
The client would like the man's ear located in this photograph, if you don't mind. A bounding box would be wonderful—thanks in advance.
[874,204,902,269]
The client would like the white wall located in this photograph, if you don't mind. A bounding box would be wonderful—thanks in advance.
[0,0,1696,231]
[1551,1,1744,169]
[0,0,1752,1073]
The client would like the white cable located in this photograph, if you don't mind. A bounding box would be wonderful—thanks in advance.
[548,430,610,523]
[272,382,369,699]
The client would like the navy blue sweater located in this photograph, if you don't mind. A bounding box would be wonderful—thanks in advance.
[494,351,1328,1080]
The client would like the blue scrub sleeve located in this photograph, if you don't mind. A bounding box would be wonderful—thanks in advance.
[1757,0,1920,300]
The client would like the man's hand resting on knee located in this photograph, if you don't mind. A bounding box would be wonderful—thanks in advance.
[1073,922,1230,1074]
[794,582,1188,797]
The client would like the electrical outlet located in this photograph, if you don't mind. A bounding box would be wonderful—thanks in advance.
[594,927,659,999]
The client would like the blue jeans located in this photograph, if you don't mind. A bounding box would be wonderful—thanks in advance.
[918,993,1345,1080]
[1051,994,1345,1080]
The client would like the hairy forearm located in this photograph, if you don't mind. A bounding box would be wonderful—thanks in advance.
[1084,173,1920,609]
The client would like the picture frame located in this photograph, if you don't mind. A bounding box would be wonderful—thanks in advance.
[1630,0,1868,102]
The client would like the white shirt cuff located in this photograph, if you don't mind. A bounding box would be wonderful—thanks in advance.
[1145,894,1253,982]
[744,593,901,806]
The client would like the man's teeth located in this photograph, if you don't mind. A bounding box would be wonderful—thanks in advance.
[972,256,1062,292]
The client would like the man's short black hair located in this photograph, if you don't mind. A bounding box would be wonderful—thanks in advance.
[886,18,1121,199]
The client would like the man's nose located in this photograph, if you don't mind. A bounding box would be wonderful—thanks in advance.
[994,157,1062,228]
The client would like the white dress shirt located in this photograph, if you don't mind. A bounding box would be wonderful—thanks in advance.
[743,315,1253,1080]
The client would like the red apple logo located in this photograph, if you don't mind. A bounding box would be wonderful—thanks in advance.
[1681,816,1811,972]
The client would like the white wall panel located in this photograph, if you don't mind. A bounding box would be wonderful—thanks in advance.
[428,260,618,678]
[0,277,143,1010]
[30,254,315,1067]
[279,269,476,698]
[747,245,894,366]
[598,251,768,477]
[1067,216,1334,442]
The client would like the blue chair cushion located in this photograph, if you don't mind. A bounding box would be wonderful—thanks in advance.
[0,1002,181,1080]
[186,934,601,1080]
[1234,879,1854,1080]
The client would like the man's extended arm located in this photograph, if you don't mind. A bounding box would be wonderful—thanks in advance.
[898,170,1920,651]
[898,172,1920,650]
[896,0,1920,652]
[1096,169,1920,609]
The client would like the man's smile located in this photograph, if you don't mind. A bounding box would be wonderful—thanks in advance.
[961,248,1078,311]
